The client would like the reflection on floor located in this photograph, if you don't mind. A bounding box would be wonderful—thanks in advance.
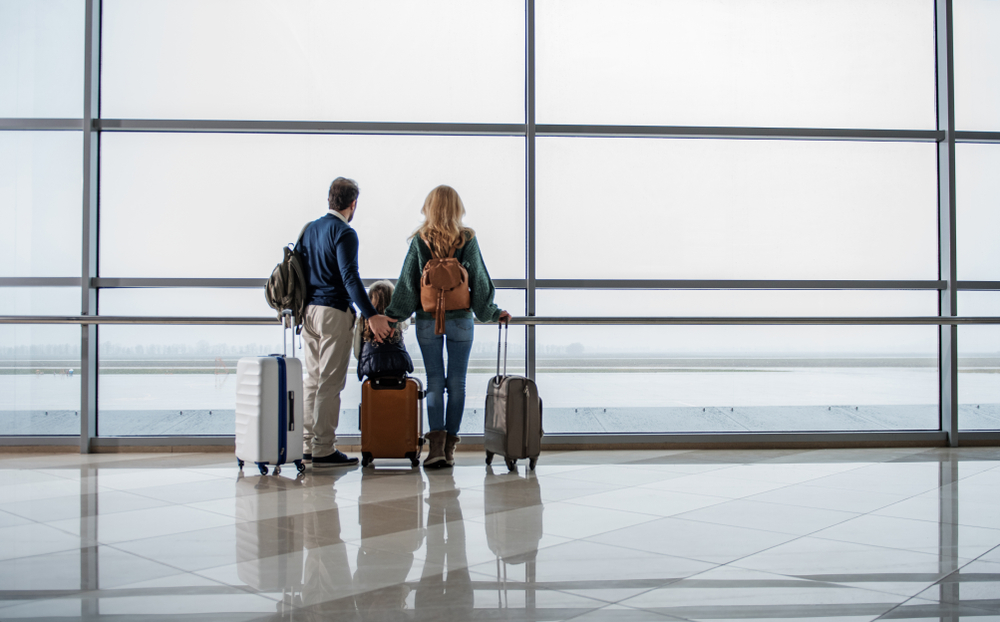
[0,447,998,621]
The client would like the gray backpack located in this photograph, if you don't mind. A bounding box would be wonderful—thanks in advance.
[265,223,310,330]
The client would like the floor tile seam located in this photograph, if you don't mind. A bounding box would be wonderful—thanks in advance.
[791,532,989,563]
[458,562,700,615]
[677,562,925,607]
[0,507,46,528]
[557,491,734,518]
[670,503,866,537]
[84,541,250,590]
[867,507,1000,533]
[509,499,672,530]
[969,542,1000,565]
[774,482,939,514]
[874,588,1000,619]
[632,476,811,501]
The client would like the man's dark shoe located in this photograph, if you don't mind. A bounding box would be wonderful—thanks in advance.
[312,450,359,468]
[302,453,312,464]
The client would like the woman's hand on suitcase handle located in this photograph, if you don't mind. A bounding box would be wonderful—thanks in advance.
[498,310,511,325]
[368,314,393,343]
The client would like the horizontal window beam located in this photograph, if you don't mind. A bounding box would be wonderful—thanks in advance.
[0,118,83,131]
[955,131,1000,143]
[90,277,528,289]
[15,432,998,449]
[0,436,79,446]
[96,119,527,136]
[89,278,948,290]
[3,315,1000,326]
[534,279,946,290]
[0,278,82,287]
[536,125,943,142]
[6,121,1000,144]
[957,281,1000,291]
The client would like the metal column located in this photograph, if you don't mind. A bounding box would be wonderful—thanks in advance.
[525,0,537,380]
[80,0,102,453]
[935,0,959,447]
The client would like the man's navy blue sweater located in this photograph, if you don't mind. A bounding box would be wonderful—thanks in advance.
[297,212,378,319]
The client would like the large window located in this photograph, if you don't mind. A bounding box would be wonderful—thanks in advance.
[3,1,999,444]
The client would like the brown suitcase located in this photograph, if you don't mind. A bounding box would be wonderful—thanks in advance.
[359,376,424,468]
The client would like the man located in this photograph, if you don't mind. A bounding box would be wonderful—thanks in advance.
[298,177,391,467]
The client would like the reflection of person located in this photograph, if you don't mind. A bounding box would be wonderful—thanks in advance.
[415,470,472,621]
[297,177,392,467]
[353,469,424,622]
[353,280,413,382]
[384,185,511,468]
[300,470,360,621]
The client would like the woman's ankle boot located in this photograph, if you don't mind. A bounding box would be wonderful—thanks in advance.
[423,430,447,468]
[444,435,460,466]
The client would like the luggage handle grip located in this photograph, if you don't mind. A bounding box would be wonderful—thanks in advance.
[495,322,508,381]
[288,390,295,431]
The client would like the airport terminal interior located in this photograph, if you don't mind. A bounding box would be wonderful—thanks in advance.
[3,0,1000,620]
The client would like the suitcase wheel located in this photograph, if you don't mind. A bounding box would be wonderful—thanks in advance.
[295,460,306,474]
[410,457,420,468]
[529,457,537,471]
[505,457,517,472]
[237,459,245,470]
[257,463,269,476]
[485,450,494,466]
[361,452,373,468]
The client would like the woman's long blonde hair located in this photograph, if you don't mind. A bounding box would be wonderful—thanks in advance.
[411,185,475,258]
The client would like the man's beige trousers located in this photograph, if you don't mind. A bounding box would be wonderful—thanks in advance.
[302,304,355,458]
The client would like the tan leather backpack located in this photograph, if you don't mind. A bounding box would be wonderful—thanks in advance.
[420,239,471,335]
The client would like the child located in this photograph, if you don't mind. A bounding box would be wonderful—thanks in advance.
[353,280,414,381]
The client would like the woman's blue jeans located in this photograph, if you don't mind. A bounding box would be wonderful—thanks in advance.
[416,318,474,436]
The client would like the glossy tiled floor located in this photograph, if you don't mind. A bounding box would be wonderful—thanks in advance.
[1,447,999,621]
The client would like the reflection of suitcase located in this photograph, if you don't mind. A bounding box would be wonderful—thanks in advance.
[485,469,542,609]
[484,324,543,471]
[235,322,305,476]
[359,376,424,468]
[235,474,304,596]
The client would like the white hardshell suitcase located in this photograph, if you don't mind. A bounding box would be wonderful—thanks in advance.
[235,321,305,475]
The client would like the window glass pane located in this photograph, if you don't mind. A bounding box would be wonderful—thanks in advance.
[957,143,1000,281]
[97,288,524,436]
[0,288,81,436]
[101,0,524,123]
[538,138,937,280]
[98,289,281,436]
[955,0,1000,131]
[958,292,1000,431]
[0,0,84,118]
[0,131,82,277]
[537,0,935,129]
[535,291,939,434]
[100,133,525,280]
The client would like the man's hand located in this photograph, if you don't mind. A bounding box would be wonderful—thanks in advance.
[498,310,512,324]
[367,314,393,342]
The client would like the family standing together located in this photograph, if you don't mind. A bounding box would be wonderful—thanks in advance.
[295,177,510,469]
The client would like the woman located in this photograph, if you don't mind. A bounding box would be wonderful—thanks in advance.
[385,185,511,468]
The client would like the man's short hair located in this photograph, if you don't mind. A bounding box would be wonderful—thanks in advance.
[328,177,360,211]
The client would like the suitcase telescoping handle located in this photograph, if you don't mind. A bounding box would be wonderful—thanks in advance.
[495,322,509,381]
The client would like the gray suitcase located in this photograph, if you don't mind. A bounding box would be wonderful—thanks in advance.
[484,324,543,471]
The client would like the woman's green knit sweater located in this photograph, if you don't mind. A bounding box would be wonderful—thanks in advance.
[384,234,502,324]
